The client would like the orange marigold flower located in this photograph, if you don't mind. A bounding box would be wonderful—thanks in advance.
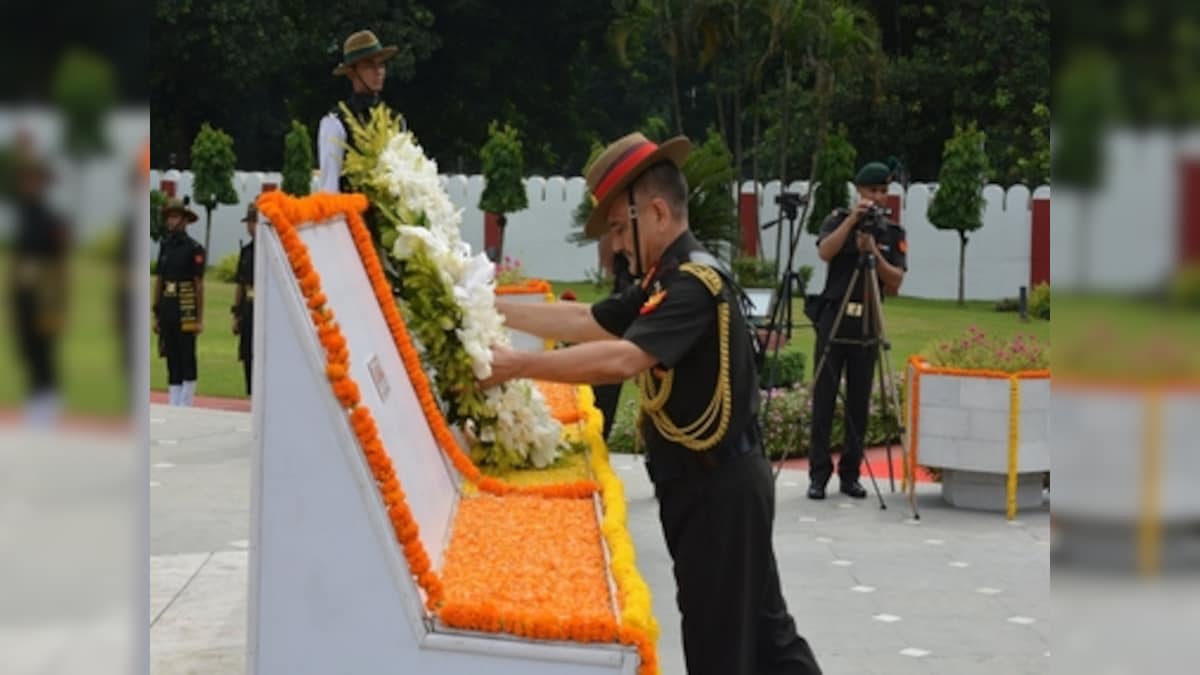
[326,363,348,381]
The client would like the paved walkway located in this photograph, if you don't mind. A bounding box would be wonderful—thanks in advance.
[150,404,1049,675]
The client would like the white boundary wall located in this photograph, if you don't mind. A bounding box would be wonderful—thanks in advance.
[152,169,1052,300]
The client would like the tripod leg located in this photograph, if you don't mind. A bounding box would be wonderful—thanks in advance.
[843,329,886,510]
[876,355,896,493]
[865,265,920,520]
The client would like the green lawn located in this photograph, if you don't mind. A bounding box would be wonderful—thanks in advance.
[11,259,1190,415]
[149,277,247,398]
[557,281,1052,374]
[145,278,1051,400]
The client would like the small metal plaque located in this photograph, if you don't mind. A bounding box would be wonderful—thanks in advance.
[367,354,390,401]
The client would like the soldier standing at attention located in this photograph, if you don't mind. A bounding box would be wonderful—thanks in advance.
[232,204,258,395]
[153,197,205,406]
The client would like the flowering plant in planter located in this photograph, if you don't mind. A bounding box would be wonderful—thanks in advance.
[607,376,903,461]
[921,325,1048,372]
[495,255,527,286]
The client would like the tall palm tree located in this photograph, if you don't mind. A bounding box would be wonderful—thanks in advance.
[755,0,880,203]
[609,0,696,136]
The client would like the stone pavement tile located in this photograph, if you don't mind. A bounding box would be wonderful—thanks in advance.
[894,609,1047,661]
[150,406,252,556]
[150,553,211,623]
[151,551,248,674]
[147,411,1050,675]
[152,646,245,675]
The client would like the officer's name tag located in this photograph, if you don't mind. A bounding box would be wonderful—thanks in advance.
[367,354,390,401]
[846,302,864,318]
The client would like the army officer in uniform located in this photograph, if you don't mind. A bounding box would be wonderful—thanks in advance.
[481,133,823,675]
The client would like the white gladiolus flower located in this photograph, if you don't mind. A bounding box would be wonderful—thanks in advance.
[370,131,562,467]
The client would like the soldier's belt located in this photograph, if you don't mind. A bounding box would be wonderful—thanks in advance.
[846,302,864,317]
[163,280,195,297]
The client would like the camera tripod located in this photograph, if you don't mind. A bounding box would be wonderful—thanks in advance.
[803,251,919,519]
[759,192,810,347]
[756,193,813,470]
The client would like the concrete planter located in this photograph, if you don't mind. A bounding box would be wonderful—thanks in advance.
[1053,384,1200,524]
[905,359,1050,516]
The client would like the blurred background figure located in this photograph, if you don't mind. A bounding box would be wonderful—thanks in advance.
[590,232,635,441]
[233,203,257,395]
[4,132,70,426]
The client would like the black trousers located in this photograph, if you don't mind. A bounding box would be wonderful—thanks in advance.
[656,453,822,675]
[161,323,197,385]
[238,304,253,396]
[591,382,623,440]
[12,289,58,394]
[808,306,877,486]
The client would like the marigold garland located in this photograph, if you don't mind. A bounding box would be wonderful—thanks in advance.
[256,190,445,611]
[1005,374,1020,520]
[495,279,553,295]
[578,385,660,673]
[534,380,584,424]
[439,494,618,644]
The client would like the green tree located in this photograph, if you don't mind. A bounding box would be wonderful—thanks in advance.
[53,48,117,227]
[928,122,990,306]
[478,121,529,261]
[805,127,856,234]
[151,0,437,170]
[52,48,116,159]
[756,0,880,188]
[682,128,740,257]
[190,123,239,264]
[882,0,1048,182]
[569,142,607,247]
[282,120,314,196]
[150,189,168,243]
[1014,102,1050,186]
[1053,50,1118,288]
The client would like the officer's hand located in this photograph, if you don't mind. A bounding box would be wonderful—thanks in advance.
[195,321,204,335]
[232,319,240,335]
[479,345,524,390]
[152,319,159,334]
[855,231,876,253]
[850,197,873,223]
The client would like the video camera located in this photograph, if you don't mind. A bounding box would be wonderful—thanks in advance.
[773,191,808,222]
[856,203,892,239]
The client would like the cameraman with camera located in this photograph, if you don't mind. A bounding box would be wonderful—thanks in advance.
[806,162,907,500]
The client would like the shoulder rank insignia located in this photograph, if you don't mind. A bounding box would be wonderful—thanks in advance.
[639,289,668,315]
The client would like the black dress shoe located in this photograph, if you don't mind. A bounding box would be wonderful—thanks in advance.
[807,483,826,500]
[839,480,867,499]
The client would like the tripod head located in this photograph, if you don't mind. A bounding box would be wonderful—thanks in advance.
[761,191,808,230]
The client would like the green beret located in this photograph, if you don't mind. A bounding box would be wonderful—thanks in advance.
[854,161,891,186]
